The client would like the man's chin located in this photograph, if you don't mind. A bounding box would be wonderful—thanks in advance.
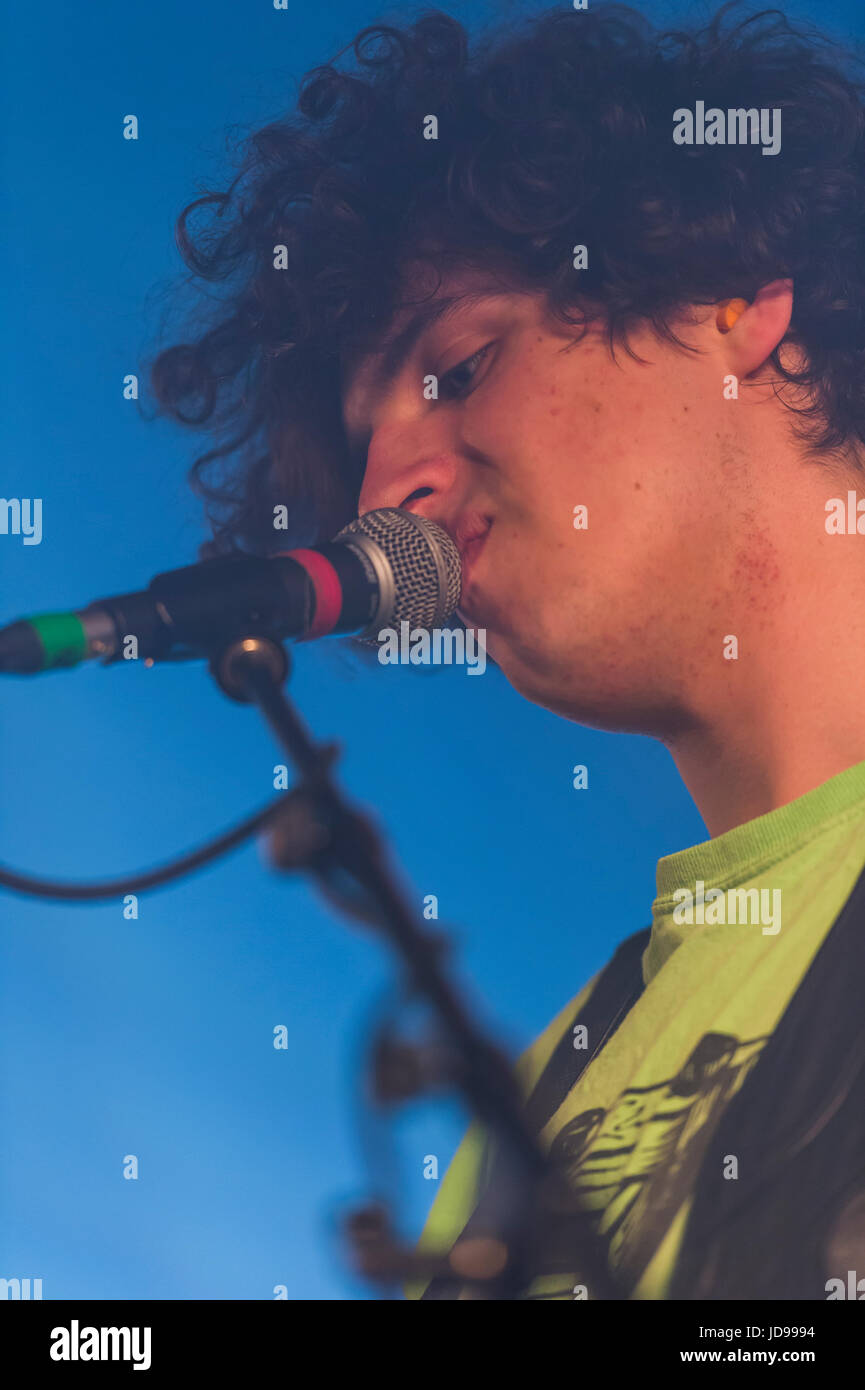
[460,619,647,728]
[494,639,675,734]
[486,636,575,714]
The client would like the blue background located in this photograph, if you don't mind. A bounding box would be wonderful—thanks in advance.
[0,0,857,1299]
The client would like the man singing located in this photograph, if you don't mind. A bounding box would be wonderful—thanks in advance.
[151,2,865,1298]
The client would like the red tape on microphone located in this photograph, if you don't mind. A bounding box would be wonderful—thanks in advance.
[279,549,343,639]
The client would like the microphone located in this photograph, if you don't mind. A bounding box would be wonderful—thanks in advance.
[0,507,462,674]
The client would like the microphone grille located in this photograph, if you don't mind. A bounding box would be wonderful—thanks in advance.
[335,507,462,638]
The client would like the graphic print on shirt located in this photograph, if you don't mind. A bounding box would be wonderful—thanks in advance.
[530,1029,770,1297]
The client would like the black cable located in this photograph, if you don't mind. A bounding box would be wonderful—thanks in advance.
[0,795,290,901]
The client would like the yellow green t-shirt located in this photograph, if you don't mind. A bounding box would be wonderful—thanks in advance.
[407,757,865,1300]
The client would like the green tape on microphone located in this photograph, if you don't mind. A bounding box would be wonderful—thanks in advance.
[29,613,89,669]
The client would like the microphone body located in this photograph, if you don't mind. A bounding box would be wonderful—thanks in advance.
[0,509,461,675]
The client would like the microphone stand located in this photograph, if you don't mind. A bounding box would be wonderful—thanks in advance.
[209,631,623,1301]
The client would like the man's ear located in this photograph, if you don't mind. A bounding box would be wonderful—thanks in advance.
[722,278,793,378]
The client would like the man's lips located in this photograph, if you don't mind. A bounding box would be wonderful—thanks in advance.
[400,505,492,617]
[452,517,492,617]
[459,530,489,586]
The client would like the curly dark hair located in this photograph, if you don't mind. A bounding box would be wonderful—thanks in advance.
[148,0,865,557]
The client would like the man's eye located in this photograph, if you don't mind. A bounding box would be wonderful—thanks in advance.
[437,343,495,400]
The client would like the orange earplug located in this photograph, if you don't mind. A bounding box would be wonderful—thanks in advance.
[716,298,749,333]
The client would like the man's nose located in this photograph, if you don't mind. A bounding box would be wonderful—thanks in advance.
[357,425,462,519]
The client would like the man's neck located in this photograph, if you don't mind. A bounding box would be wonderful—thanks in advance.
[665,489,865,838]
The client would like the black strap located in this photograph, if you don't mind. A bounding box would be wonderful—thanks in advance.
[523,926,651,1135]
[670,851,865,1299]
[419,925,651,1299]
